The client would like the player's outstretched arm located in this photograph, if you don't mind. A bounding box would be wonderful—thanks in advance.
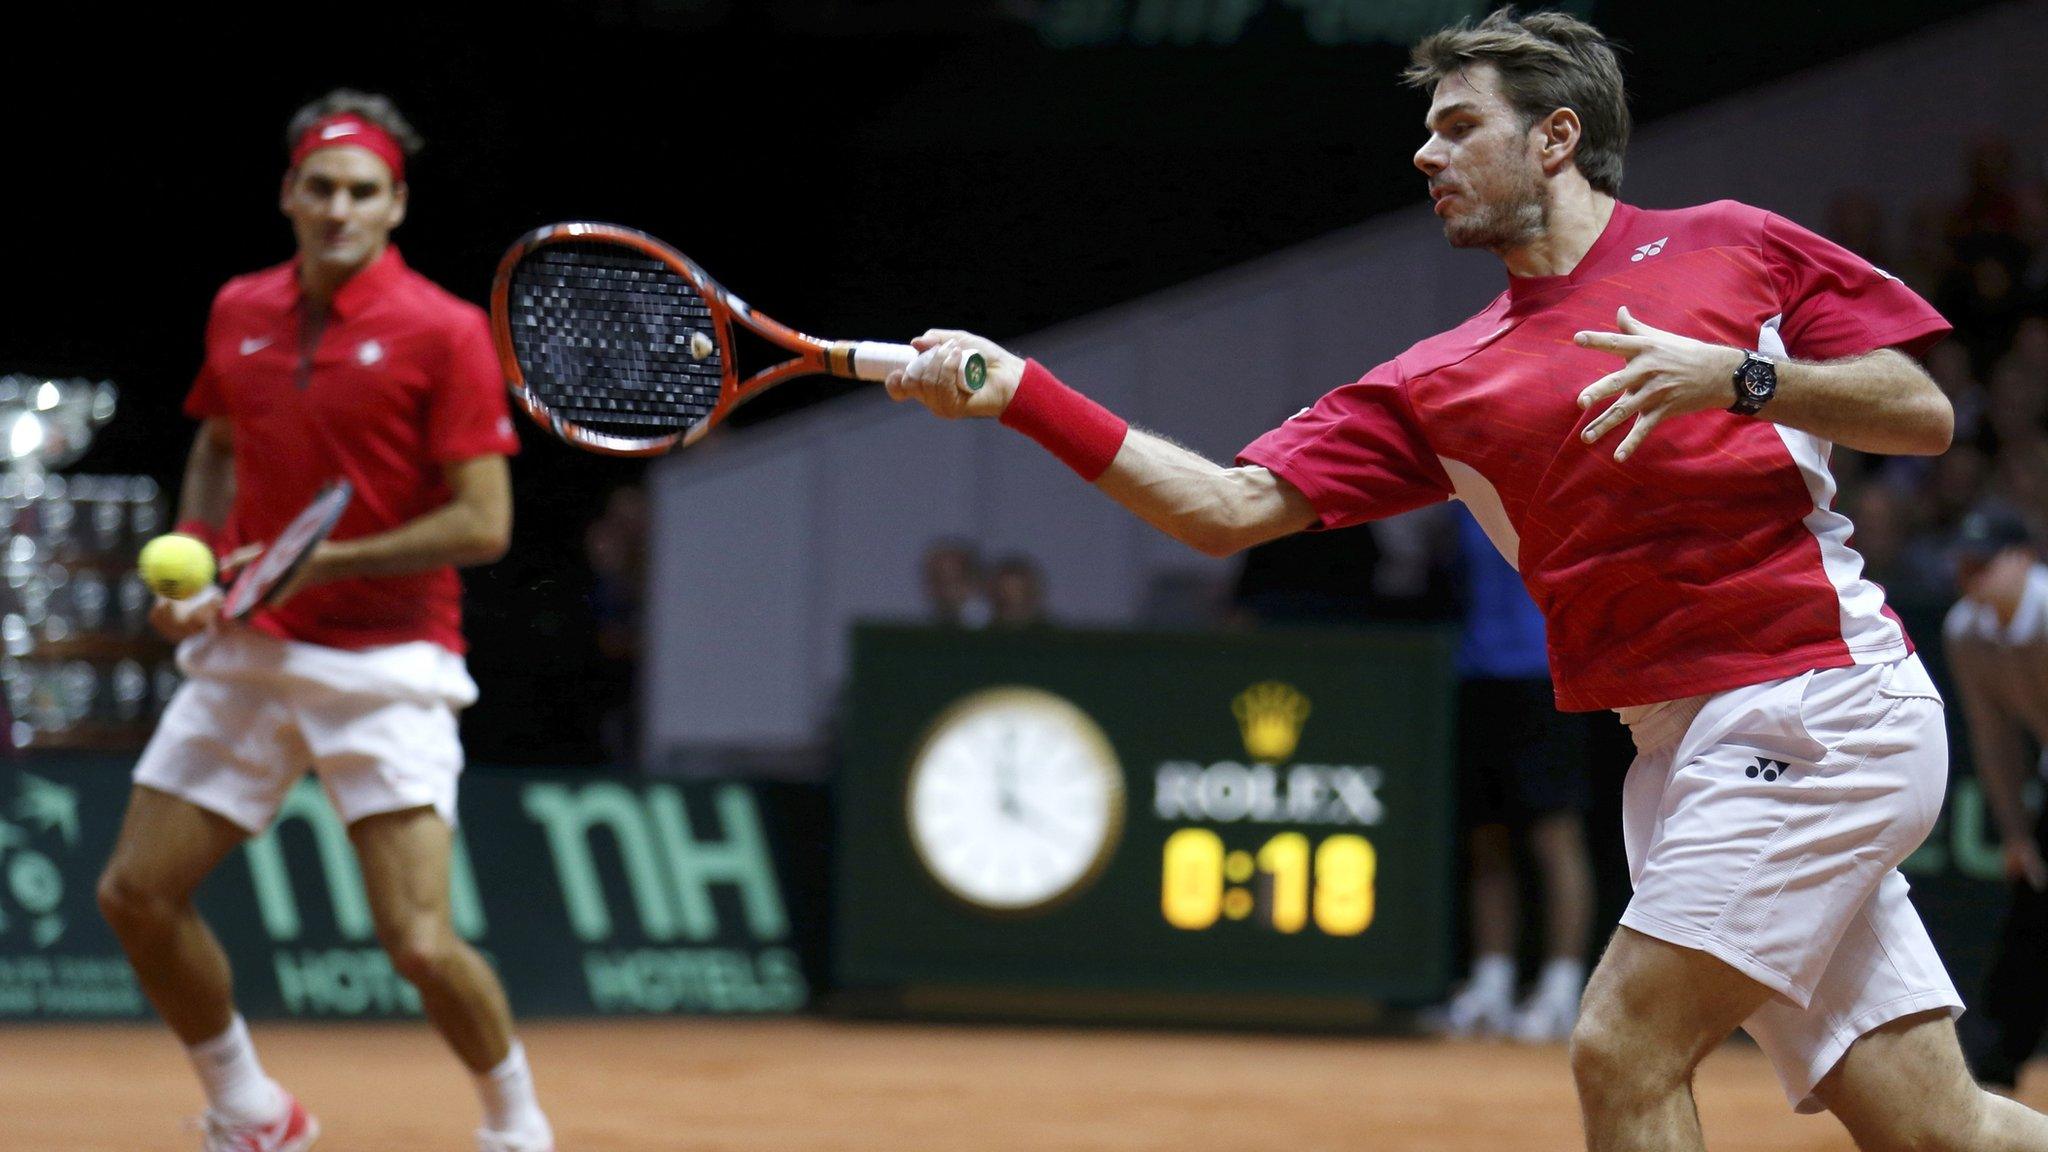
[1574,307,1953,460]
[888,331,1318,558]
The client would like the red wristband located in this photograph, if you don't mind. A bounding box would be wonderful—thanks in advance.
[999,359,1129,481]
[173,519,219,553]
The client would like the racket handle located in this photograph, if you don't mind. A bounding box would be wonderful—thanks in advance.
[836,341,986,392]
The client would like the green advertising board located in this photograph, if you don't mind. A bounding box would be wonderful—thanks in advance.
[834,624,1459,1020]
[0,759,819,1020]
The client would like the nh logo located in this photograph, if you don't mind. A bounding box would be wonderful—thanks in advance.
[245,783,487,942]
[1746,757,1792,782]
[1631,237,1669,262]
[523,782,788,944]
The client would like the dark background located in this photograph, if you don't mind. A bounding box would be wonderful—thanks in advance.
[13,0,2006,762]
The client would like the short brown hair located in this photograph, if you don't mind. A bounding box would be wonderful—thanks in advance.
[1404,8,1630,196]
[284,89,424,165]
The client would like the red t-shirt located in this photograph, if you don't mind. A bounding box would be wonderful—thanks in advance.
[1238,200,1951,712]
[185,246,520,654]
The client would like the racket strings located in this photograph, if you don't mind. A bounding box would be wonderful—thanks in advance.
[506,244,724,441]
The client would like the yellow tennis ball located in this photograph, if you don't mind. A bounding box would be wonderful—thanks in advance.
[138,534,216,600]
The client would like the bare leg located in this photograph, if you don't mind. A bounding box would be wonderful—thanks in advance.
[1527,811,1594,963]
[1571,926,1774,1152]
[350,806,513,1072]
[1469,822,1518,958]
[1814,1009,2048,1151]
[95,785,250,1043]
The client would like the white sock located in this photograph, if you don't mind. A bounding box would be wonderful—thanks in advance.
[187,1015,283,1124]
[1535,957,1586,1000]
[1468,953,1516,997]
[477,1040,551,1138]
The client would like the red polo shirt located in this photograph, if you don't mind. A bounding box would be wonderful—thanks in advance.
[186,246,519,654]
[1239,200,1949,711]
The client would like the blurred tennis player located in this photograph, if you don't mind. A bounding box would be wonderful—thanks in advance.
[1944,508,2048,1094]
[887,10,2048,1149]
[95,90,553,1152]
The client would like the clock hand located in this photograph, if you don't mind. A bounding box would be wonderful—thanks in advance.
[994,725,1024,814]
[1004,797,1078,843]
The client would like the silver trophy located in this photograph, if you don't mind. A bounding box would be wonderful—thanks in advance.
[0,375,117,476]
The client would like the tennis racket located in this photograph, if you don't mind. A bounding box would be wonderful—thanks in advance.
[222,480,353,620]
[490,222,985,456]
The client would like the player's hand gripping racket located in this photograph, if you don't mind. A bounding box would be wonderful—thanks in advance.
[490,222,985,456]
[222,480,353,619]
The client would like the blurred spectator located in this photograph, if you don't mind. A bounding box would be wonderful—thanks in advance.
[988,553,1049,629]
[1939,139,2043,376]
[1430,508,1594,1043]
[1942,245,2031,378]
[586,484,649,762]
[921,537,991,627]
[1942,508,2048,1093]
[1849,483,1950,612]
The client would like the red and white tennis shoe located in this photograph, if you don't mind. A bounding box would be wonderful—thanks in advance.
[200,1091,319,1152]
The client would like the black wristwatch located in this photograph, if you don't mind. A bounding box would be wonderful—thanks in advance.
[1729,351,1778,416]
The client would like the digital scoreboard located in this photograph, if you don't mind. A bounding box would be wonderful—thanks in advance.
[834,625,1455,1022]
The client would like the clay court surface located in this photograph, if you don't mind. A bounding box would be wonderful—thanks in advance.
[5,1019,2042,1150]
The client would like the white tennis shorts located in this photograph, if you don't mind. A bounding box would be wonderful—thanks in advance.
[1619,655,1961,1112]
[134,627,479,834]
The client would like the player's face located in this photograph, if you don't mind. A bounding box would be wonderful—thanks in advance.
[281,146,407,274]
[1413,65,1547,251]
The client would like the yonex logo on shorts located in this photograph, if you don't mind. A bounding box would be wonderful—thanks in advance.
[1746,756,1793,781]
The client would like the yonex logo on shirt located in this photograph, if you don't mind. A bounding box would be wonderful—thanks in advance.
[356,340,384,366]
[1746,756,1793,781]
[1630,237,1670,262]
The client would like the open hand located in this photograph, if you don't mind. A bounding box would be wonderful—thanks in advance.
[1575,306,1748,462]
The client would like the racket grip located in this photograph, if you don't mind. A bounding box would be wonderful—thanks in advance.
[839,342,986,392]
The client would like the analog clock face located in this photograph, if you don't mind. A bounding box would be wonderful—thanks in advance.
[906,686,1125,913]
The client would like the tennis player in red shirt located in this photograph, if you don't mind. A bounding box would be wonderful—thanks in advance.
[886,10,2048,1150]
[95,91,554,1152]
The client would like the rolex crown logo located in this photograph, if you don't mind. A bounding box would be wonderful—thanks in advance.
[1232,681,1311,763]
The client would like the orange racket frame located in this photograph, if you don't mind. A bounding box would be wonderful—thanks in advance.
[491,222,981,456]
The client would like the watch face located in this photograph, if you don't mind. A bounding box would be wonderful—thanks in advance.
[1743,356,1776,396]
[905,686,1125,914]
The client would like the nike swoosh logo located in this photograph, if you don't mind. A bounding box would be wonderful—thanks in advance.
[239,337,273,356]
[320,123,358,140]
